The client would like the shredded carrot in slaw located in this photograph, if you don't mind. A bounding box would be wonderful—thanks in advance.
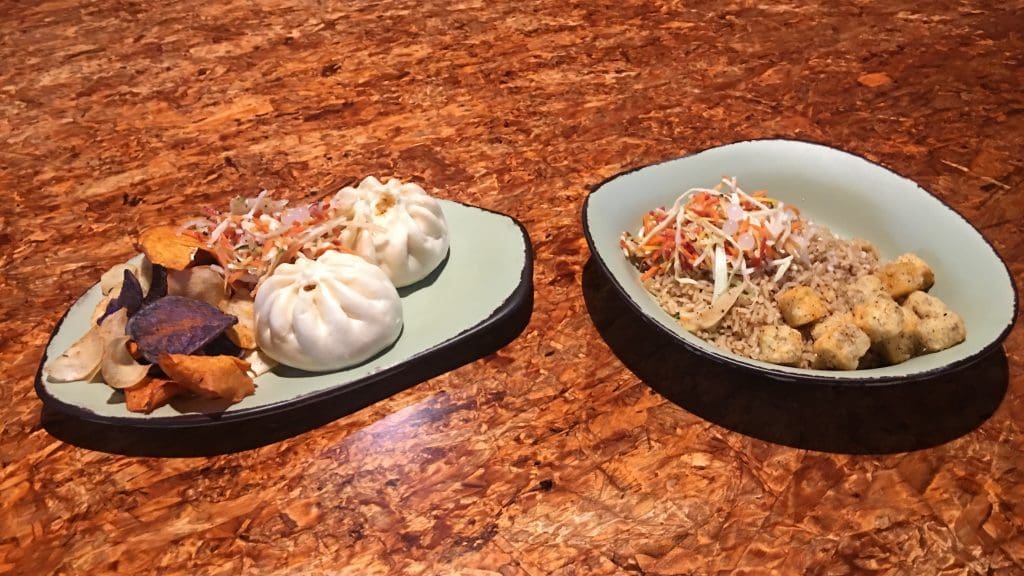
[620,177,812,301]
[178,190,379,290]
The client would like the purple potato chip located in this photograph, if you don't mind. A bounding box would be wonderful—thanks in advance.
[201,333,243,358]
[127,295,238,363]
[97,269,144,324]
[145,264,168,303]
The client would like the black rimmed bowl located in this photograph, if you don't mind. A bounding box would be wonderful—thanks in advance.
[583,139,1017,385]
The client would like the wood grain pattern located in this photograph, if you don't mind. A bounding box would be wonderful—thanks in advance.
[2,0,1023,574]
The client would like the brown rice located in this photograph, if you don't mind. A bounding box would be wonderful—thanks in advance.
[641,225,880,368]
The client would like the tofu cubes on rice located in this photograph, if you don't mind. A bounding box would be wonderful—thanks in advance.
[759,253,964,370]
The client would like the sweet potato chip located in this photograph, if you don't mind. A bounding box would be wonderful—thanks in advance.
[158,354,255,403]
[137,226,207,270]
[219,297,256,349]
[127,296,238,363]
[125,377,184,413]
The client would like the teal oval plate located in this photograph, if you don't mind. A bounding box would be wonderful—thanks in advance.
[36,200,533,427]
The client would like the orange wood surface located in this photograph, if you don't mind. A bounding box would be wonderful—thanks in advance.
[2,1,1022,573]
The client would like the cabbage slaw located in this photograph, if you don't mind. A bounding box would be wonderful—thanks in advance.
[178,190,383,289]
[619,177,811,301]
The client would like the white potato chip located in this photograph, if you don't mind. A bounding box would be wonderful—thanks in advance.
[91,296,112,324]
[241,348,278,377]
[45,326,105,383]
[100,261,152,297]
[100,264,138,295]
[99,308,129,340]
[101,336,150,389]
[168,266,226,307]
[220,296,256,349]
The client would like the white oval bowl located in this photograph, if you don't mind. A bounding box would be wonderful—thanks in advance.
[583,139,1017,384]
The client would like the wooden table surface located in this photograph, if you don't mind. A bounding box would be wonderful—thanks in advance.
[3,0,1023,573]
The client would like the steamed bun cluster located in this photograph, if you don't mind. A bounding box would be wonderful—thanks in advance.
[255,177,449,372]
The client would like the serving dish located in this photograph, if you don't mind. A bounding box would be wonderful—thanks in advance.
[583,139,1017,384]
[36,200,533,426]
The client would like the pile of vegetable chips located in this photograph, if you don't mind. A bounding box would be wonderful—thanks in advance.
[45,226,275,413]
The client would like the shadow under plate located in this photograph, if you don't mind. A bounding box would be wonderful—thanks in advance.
[41,249,531,458]
[582,257,1007,455]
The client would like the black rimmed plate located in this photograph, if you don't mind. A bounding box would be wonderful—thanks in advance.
[36,200,533,428]
[583,139,1017,385]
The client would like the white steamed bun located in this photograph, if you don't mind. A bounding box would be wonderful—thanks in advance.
[332,176,449,287]
[255,250,402,371]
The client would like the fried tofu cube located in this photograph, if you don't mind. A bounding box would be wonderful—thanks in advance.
[847,274,886,306]
[896,253,934,284]
[778,286,829,327]
[812,323,871,370]
[916,312,966,352]
[811,312,854,341]
[853,295,905,343]
[757,325,805,366]
[900,291,966,353]
[878,253,935,298]
[903,290,946,319]
[875,306,920,364]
